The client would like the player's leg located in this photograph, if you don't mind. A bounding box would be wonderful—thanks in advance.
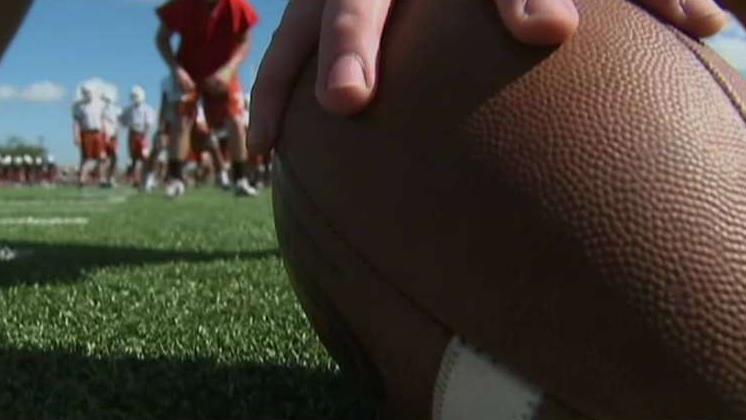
[78,132,98,187]
[142,129,165,192]
[208,139,230,189]
[205,82,256,197]
[77,149,86,187]
[106,136,118,186]
[165,100,196,198]
[224,114,257,197]
[202,130,229,189]
[126,133,136,184]
[131,134,148,187]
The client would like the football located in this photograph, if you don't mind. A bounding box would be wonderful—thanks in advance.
[272,0,746,418]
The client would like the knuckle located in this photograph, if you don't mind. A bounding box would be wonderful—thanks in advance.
[328,11,366,39]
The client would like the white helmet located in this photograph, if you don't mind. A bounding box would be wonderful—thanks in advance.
[131,85,146,104]
[13,156,22,166]
[80,83,94,102]
[23,154,33,165]
[101,90,114,103]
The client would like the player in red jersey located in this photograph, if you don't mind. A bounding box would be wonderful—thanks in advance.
[156,0,259,198]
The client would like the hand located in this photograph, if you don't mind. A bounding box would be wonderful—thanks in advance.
[204,66,234,95]
[173,66,196,94]
[249,0,735,155]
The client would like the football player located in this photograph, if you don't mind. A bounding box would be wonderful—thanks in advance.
[120,85,156,188]
[156,0,259,198]
[72,83,105,187]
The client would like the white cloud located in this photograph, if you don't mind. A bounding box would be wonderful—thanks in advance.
[0,81,66,103]
[19,81,66,102]
[75,77,119,104]
[0,86,18,101]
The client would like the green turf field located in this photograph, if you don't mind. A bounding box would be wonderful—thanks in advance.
[0,186,376,419]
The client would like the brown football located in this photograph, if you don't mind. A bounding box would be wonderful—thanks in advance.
[271,0,746,418]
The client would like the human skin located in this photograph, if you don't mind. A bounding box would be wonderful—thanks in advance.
[248,0,744,155]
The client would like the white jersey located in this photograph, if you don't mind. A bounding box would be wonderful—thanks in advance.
[72,100,103,131]
[120,103,156,134]
[102,103,122,137]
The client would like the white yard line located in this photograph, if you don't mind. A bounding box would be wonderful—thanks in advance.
[0,190,133,224]
[0,207,111,213]
[0,195,132,206]
[0,217,89,226]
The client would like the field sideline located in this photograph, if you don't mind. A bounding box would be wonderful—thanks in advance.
[0,186,376,419]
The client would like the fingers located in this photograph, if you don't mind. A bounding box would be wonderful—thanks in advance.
[639,0,728,37]
[494,0,579,45]
[249,0,324,155]
[316,0,393,115]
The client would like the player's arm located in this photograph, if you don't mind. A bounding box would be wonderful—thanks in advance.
[156,24,179,70]
[206,30,252,93]
[157,91,168,133]
[73,120,81,146]
[221,30,253,80]
[156,24,194,92]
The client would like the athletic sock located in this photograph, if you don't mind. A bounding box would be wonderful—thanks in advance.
[231,161,248,182]
[167,160,184,181]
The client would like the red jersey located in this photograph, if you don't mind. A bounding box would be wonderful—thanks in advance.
[157,0,259,81]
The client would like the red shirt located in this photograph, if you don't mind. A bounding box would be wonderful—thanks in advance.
[157,0,259,81]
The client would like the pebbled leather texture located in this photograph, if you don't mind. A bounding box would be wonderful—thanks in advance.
[274,0,746,418]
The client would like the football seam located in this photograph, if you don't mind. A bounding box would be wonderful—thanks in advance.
[670,29,746,124]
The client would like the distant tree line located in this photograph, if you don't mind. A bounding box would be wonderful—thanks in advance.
[0,136,48,157]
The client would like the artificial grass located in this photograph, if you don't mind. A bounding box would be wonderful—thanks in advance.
[0,186,377,419]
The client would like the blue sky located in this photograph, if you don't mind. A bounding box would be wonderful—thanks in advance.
[0,1,744,165]
[0,0,287,164]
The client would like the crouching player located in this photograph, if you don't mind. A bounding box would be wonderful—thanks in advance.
[156,0,259,198]
[120,86,156,188]
[145,74,231,194]
[72,84,105,187]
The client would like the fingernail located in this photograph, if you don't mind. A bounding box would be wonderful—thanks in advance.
[327,53,367,91]
[524,0,573,16]
[680,0,721,18]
